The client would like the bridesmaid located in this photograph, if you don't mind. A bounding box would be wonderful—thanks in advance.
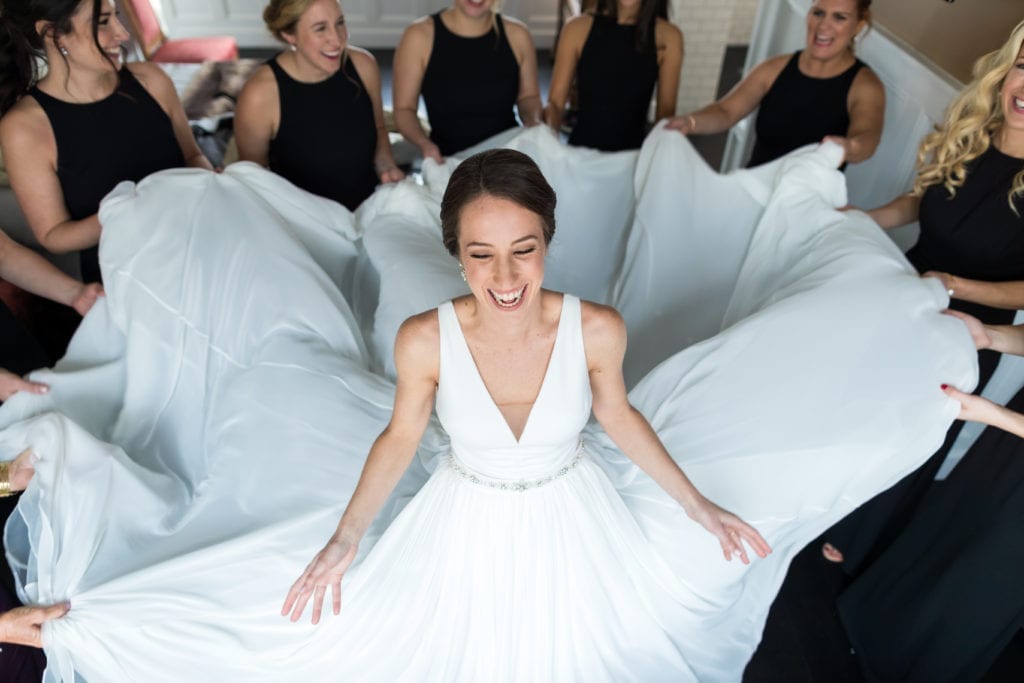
[0,0,212,285]
[667,0,883,167]
[235,0,403,212]
[821,20,1024,573]
[837,311,1024,681]
[546,0,683,152]
[392,0,542,161]
[0,229,102,401]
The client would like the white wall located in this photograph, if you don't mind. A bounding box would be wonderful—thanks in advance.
[157,0,559,49]
[670,0,737,116]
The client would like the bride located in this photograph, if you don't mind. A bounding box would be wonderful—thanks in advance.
[0,124,974,681]
[283,149,770,678]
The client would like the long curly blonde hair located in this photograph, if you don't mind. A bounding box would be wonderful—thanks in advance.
[912,19,1024,211]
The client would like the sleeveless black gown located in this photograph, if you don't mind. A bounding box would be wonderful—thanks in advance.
[420,12,520,156]
[749,51,865,168]
[833,147,1024,680]
[568,14,658,152]
[30,67,185,283]
[827,145,1024,576]
[267,56,379,212]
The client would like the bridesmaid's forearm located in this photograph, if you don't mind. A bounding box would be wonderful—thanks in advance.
[951,277,1024,311]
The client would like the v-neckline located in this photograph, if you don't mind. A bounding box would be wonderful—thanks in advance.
[449,295,566,444]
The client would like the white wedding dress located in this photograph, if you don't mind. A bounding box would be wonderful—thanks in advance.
[0,125,977,681]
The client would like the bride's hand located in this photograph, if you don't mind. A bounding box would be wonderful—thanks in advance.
[686,497,771,564]
[282,535,358,624]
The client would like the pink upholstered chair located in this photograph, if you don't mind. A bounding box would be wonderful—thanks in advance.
[120,0,239,63]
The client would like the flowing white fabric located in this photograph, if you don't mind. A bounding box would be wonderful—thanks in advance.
[0,127,975,681]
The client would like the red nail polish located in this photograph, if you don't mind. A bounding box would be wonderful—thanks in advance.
[940,384,948,390]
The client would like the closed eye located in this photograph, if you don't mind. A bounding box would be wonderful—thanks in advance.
[515,248,536,256]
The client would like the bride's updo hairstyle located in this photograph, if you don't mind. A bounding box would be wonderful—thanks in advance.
[0,0,104,114]
[440,148,557,257]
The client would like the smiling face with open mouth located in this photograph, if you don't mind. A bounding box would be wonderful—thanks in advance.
[458,194,547,317]
[60,0,129,75]
[454,0,496,21]
[284,0,348,81]
[804,0,865,63]
[1000,42,1024,154]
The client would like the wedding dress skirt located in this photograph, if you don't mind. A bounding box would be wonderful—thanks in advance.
[0,125,975,681]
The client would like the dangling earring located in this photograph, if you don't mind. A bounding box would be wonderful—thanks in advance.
[459,263,467,282]
[58,45,68,56]
[288,43,297,52]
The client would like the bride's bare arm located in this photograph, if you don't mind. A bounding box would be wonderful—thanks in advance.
[582,301,770,563]
[282,311,439,623]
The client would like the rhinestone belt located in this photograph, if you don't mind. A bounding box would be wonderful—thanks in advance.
[447,443,585,492]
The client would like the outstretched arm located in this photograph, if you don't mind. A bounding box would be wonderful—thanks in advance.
[823,67,885,164]
[942,310,1024,437]
[583,302,771,563]
[506,20,542,126]
[544,15,590,133]
[0,230,102,315]
[350,48,404,183]
[654,20,683,121]
[393,20,442,163]
[665,54,786,135]
[282,312,439,623]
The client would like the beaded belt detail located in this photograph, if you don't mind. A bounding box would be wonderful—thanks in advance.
[447,443,585,492]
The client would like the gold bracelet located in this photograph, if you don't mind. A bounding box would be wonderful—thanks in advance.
[0,461,11,498]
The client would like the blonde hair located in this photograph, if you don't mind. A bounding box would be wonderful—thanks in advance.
[912,19,1024,212]
[264,0,327,41]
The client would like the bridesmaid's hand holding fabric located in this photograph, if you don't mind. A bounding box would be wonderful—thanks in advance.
[0,368,48,402]
[0,603,69,647]
[686,497,771,564]
[942,309,991,350]
[71,282,104,317]
[282,535,358,624]
[378,166,406,184]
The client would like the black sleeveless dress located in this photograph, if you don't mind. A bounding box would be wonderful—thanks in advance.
[421,12,520,156]
[267,57,378,212]
[826,146,1024,577]
[30,67,185,283]
[839,381,1024,682]
[569,14,658,152]
[749,51,865,167]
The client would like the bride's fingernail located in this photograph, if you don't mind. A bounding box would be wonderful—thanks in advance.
[940,384,948,390]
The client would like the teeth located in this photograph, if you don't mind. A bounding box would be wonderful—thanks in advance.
[489,286,525,307]
[1015,97,1024,109]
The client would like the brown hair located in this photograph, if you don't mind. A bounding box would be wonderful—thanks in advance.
[440,149,557,256]
[0,0,114,114]
[263,0,319,41]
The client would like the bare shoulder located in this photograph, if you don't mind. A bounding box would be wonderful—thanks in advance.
[0,98,52,152]
[655,17,683,46]
[347,45,377,69]
[754,53,792,85]
[237,64,277,106]
[399,15,435,48]
[580,299,625,344]
[396,308,441,360]
[125,61,174,96]
[851,64,885,99]
[563,13,594,38]
[347,45,380,83]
